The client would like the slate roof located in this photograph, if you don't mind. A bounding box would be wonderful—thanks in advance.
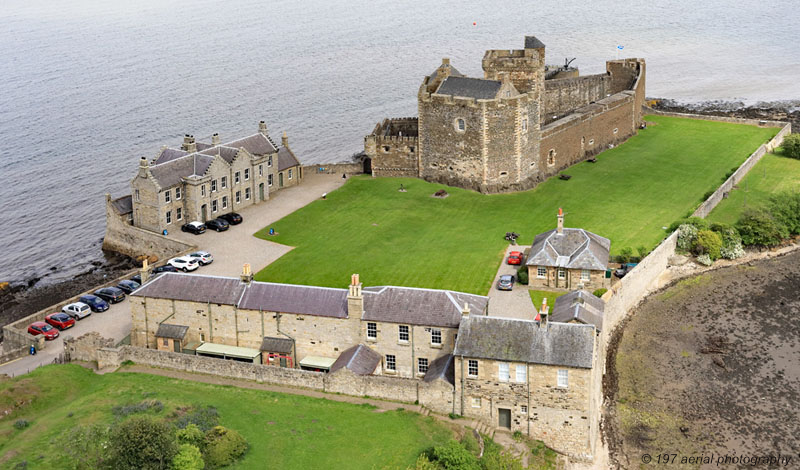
[152,147,189,165]
[329,344,381,375]
[155,323,189,340]
[525,36,546,49]
[526,228,610,271]
[362,286,489,328]
[429,64,463,83]
[148,154,214,189]
[277,146,301,172]
[260,336,294,353]
[238,282,348,318]
[200,145,241,164]
[454,316,595,369]
[436,76,502,100]
[551,290,605,331]
[111,195,133,215]
[131,272,245,306]
[224,133,277,156]
[423,354,455,384]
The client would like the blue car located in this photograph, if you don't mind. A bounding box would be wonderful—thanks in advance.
[79,294,109,312]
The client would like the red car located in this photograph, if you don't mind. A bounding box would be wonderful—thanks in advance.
[507,251,523,265]
[45,312,75,331]
[28,321,59,340]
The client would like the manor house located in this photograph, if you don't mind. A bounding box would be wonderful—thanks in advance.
[364,36,645,193]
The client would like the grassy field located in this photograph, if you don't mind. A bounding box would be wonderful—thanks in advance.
[254,115,775,294]
[707,148,800,225]
[0,365,453,470]
[529,290,568,312]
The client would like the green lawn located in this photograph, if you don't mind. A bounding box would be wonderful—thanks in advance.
[707,148,800,225]
[529,290,568,312]
[0,365,453,470]
[254,115,775,294]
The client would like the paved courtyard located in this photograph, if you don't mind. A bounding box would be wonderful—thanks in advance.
[487,245,536,320]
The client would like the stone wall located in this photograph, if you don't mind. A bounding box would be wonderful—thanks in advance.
[0,345,29,365]
[64,332,115,363]
[303,162,364,176]
[544,74,611,123]
[364,118,420,178]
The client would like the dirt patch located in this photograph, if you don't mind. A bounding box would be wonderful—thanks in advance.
[605,250,800,469]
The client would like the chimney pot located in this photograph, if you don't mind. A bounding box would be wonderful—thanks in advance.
[240,263,253,284]
[442,57,450,66]
[282,131,289,148]
[557,207,564,234]
[259,121,268,135]
[211,133,220,146]
[461,302,471,316]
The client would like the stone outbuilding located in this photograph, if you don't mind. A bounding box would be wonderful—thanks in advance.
[550,290,605,332]
[155,323,189,353]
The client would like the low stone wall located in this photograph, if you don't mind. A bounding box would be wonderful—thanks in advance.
[0,345,29,365]
[303,163,364,176]
[646,109,788,128]
[64,332,115,363]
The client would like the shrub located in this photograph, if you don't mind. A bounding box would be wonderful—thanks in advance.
[460,432,481,456]
[735,207,786,247]
[448,413,463,420]
[112,400,163,417]
[676,224,698,252]
[618,247,633,264]
[172,444,204,470]
[65,424,111,470]
[592,288,607,298]
[668,217,709,233]
[712,224,745,260]
[410,454,440,470]
[512,430,523,442]
[696,254,713,266]
[516,266,528,285]
[107,416,177,470]
[768,192,800,235]
[176,424,205,450]
[481,438,523,470]
[13,419,29,430]
[175,406,219,432]
[431,440,480,470]
[203,426,248,469]
[636,245,649,259]
[782,134,800,159]
[694,230,723,260]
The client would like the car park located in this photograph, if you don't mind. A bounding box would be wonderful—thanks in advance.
[507,251,523,265]
[219,212,243,225]
[79,294,109,312]
[62,302,92,320]
[168,256,200,272]
[94,287,126,303]
[131,274,142,284]
[497,274,514,291]
[205,218,230,232]
[151,265,178,275]
[28,321,59,340]
[117,279,141,294]
[45,313,75,330]
[188,251,214,266]
[181,221,206,235]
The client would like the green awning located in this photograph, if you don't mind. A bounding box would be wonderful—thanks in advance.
[195,342,261,360]
[299,355,337,370]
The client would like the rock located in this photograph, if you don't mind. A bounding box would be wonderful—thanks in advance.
[669,255,690,266]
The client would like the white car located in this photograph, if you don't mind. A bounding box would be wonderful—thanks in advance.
[62,302,92,320]
[188,251,214,266]
[168,256,200,272]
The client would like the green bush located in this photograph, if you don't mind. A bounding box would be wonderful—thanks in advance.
[172,444,204,470]
[431,440,480,470]
[460,432,481,456]
[13,419,29,430]
[592,288,607,298]
[668,216,709,233]
[768,192,800,235]
[782,134,800,159]
[636,245,649,259]
[410,454,440,470]
[676,224,699,252]
[447,413,463,420]
[176,424,205,450]
[481,438,523,470]
[175,406,219,432]
[107,416,177,470]
[735,207,787,247]
[203,426,248,469]
[618,247,633,264]
[65,424,111,470]
[694,230,723,260]
[516,266,528,285]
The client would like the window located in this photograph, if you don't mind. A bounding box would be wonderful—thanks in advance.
[162,338,169,346]
[499,171,508,177]
[245,187,251,200]
[613,128,619,135]
[383,145,390,153]
[166,211,172,224]
[176,208,182,221]
[471,397,481,408]
[581,269,591,281]
[431,329,442,346]
[221,176,227,188]
[244,168,250,181]
[212,199,218,213]
[385,355,396,371]
[558,268,566,279]
[235,191,241,204]
[516,364,526,383]
[499,363,510,382]
[557,369,569,388]
[259,164,263,177]
[288,169,293,180]
[468,359,478,377]
[268,174,273,186]
[201,185,206,197]
[211,180,217,192]
[367,322,377,340]
[455,118,466,132]
[398,325,409,343]
[175,187,181,200]
[522,119,528,131]
[418,358,429,374]
[521,405,528,413]
[537,266,546,278]
[164,190,171,203]
[134,189,140,202]
[222,196,228,209]
[268,155,273,167]
[547,149,556,166]
[588,139,595,146]
[235,172,240,184]
[409,146,415,153]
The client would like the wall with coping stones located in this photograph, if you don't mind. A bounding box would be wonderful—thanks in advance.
[303,163,364,176]
[544,74,611,122]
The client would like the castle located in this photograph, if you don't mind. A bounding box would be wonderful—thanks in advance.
[365,36,645,193]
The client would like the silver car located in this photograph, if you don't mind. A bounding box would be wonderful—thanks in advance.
[188,251,214,266]
[62,302,92,320]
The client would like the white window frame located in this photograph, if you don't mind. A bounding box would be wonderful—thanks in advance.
[245,187,251,200]
[521,405,528,413]
[366,322,377,340]
[498,363,510,382]
[288,169,293,179]
[222,196,228,210]
[244,168,250,181]
[201,185,206,197]
[165,210,172,224]
[175,186,181,200]
[235,191,241,204]
[418,358,428,374]
[398,325,409,343]
[176,207,182,221]
[581,269,591,281]
[211,180,217,192]
[431,329,442,346]
[537,266,546,278]
[134,189,140,202]
[212,199,218,213]
[221,176,227,189]
[558,268,566,280]
[258,164,263,177]
[268,155,273,167]
[164,190,171,203]
[235,171,241,184]
[516,364,526,383]
[557,369,569,388]
[385,355,396,371]
[268,174,273,186]
[471,397,481,408]
[468,359,478,377]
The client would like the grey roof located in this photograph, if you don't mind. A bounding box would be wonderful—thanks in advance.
[436,76,502,100]
[526,228,610,271]
[329,344,381,375]
[423,354,455,384]
[260,336,294,353]
[551,290,605,331]
[196,142,214,151]
[525,36,546,49]
[152,147,189,165]
[155,323,189,340]
[454,316,595,369]
[362,286,489,328]
[131,272,246,305]
[224,133,277,156]
[200,145,241,164]
[148,154,214,189]
[429,64,463,83]
[277,146,301,172]
[111,195,133,215]
[238,282,348,318]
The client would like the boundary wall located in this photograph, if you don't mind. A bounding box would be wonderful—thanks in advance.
[303,163,364,176]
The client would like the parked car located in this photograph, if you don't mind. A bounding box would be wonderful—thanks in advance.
[188,251,214,266]
[614,263,638,279]
[131,274,142,284]
[28,321,59,340]
[507,251,523,265]
[62,302,92,320]
[45,312,75,330]
[181,221,206,235]
[79,294,109,312]
[205,218,230,232]
[151,265,178,275]
[219,212,243,225]
[94,287,126,303]
[117,279,141,294]
[168,256,200,272]
[497,274,514,291]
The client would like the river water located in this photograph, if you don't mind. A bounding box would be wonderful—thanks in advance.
[1,0,798,285]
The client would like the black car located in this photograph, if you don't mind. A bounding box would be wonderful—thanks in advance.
[152,265,178,275]
[94,287,126,303]
[117,279,141,294]
[181,221,206,235]
[131,274,142,284]
[205,218,230,232]
[79,294,110,312]
[219,212,243,225]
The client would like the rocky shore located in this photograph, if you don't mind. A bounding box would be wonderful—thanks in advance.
[648,98,800,133]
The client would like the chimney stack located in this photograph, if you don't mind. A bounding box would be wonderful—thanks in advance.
[211,133,220,146]
[442,57,450,66]
[282,131,289,148]
[556,207,564,234]
[347,273,363,317]
[241,263,253,284]
[461,302,471,317]
[181,134,197,153]
[138,157,149,177]
[539,298,550,329]
[140,259,149,284]
[258,120,268,136]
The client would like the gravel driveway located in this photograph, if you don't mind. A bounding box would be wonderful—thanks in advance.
[487,245,536,320]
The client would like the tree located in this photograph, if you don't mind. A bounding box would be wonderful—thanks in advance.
[694,230,723,260]
[618,247,634,264]
[203,426,249,469]
[65,424,111,470]
[782,134,800,159]
[107,416,177,470]
[735,207,786,247]
[172,444,205,470]
[768,192,800,235]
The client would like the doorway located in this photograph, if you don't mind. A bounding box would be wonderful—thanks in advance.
[259,183,265,201]
[173,340,181,353]
[201,204,207,222]
[278,172,284,187]
[363,157,372,175]
[498,408,511,429]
